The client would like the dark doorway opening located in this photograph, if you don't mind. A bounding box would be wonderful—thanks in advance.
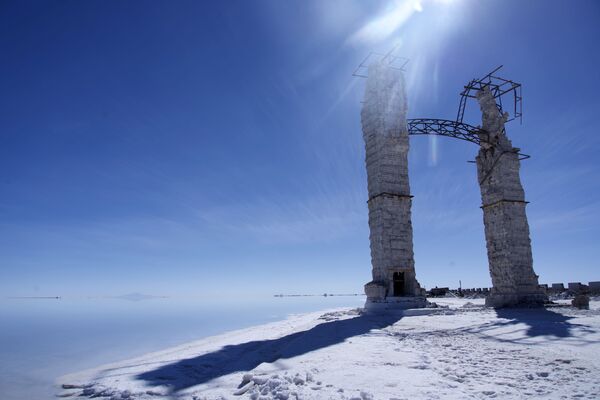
[393,272,405,296]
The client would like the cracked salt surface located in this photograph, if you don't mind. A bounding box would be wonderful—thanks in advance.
[59,299,600,399]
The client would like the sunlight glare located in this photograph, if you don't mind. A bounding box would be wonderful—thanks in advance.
[349,0,422,45]
[348,0,460,46]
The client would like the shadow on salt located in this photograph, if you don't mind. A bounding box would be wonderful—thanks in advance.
[134,311,403,395]
[466,307,600,345]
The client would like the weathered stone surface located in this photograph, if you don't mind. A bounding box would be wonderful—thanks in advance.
[364,296,429,313]
[572,294,590,310]
[360,61,424,304]
[589,281,600,294]
[475,87,547,308]
[568,282,583,292]
[551,283,565,291]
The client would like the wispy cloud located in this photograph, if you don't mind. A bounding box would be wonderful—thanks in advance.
[195,192,366,245]
[530,202,600,234]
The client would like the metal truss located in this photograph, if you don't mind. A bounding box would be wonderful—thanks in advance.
[407,118,530,160]
[352,55,530,159]
[407,118,486,146]
[457,65,522,124]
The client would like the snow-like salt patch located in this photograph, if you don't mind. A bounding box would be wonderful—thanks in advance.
[59,301,600,400]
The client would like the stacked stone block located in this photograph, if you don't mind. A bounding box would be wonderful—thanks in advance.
[475,87,547,307]
[552,283,565,292]
[361,61,424,303]
[568,282,584,292]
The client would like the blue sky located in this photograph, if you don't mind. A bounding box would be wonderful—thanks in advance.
[1,0,599,297]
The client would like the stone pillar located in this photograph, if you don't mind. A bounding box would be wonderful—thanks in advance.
[360,61,424,305]
[475,87,547,308]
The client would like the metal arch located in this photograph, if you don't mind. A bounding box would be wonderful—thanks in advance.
[407,118,487,146]
[351,55,531,160]
[407,118,531,160]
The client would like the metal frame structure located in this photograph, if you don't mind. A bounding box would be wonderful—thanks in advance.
[456,65,522,124]
[406,66,528,159]
[352,60,529,158]
[352,51,409,78]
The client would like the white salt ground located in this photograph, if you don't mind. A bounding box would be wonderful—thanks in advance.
[59,298,600,400]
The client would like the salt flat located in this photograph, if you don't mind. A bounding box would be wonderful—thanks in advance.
[59,298,600,400]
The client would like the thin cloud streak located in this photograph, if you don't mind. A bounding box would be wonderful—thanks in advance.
[530,202,600,233]
[195,192,367,245]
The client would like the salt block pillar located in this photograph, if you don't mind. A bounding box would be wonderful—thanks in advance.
[475,87,547,308]
[360,61,425,308]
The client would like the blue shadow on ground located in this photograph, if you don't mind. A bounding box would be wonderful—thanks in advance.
[496,307,576,338]
[135,312,401,394]
[494,306,599,340]
[455,306,600,346]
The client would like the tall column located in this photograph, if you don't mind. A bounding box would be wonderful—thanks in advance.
[361,61,424,304]
[475,87,547,308]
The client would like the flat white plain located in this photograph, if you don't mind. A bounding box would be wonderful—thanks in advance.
[59,298,600,400]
